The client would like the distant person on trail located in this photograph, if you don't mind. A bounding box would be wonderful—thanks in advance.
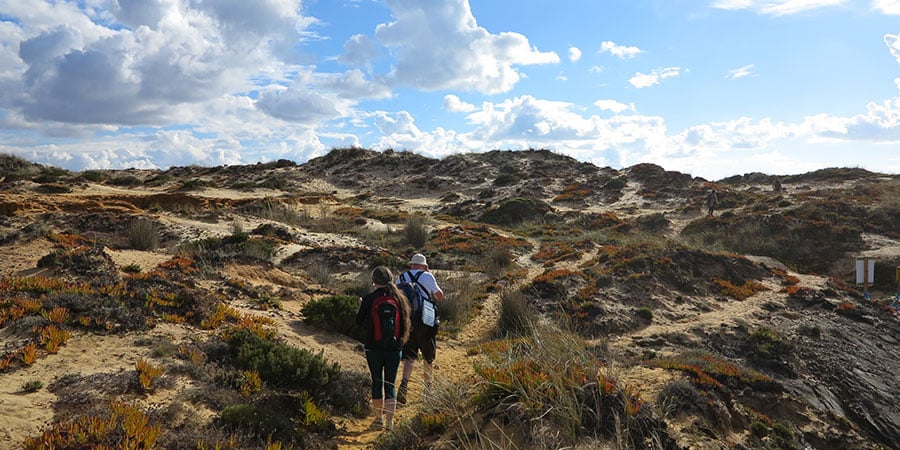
[396,253,444,404]
[772,177,783,193]
[706,188,719,216]
[356,266,411,430]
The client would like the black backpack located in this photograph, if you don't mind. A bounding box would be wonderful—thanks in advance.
[371,295,400,349]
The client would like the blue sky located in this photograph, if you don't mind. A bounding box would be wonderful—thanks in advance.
[1,0,899,180]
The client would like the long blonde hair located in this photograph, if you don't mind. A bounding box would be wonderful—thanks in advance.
[372,266,412,344]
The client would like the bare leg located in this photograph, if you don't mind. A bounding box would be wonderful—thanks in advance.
[384,398,396,430]
[372,398,384,429]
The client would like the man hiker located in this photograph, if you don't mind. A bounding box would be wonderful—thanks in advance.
[396,253,444,404]
[706,188,718,216]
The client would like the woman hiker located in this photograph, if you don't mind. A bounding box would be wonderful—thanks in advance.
[355,266,412,430]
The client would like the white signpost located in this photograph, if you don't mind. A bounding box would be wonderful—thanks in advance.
[855,256,874,301]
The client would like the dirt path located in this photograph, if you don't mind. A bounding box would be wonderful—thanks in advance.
[322,231,552,448]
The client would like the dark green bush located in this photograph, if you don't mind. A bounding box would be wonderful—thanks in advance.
[301,295,364,342]
[35,183,72,194]
[226,329,340,390]
[493,173,518,186]
[80,170,108,182]
[604,176,628,190]
[636,306,653,321]
[749,420,769,437]
[480,197,551,226]
[178,179,214,191]
[748,327,789,362]
[109,175,142,186]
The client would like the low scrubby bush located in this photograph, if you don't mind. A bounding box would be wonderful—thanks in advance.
[226,329,340,391]
[301,295,364,342]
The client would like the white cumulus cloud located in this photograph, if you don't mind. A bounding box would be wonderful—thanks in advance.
[443,94,477,113]
[629,67,681,88]
[375,0,559,94]
[873,0,900,14]
[599,41,642,59]
[568,46,582,62]
[594,99,634,113]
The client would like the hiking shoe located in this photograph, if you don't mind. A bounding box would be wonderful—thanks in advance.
[397,383,408,405]
[371,416,384,430]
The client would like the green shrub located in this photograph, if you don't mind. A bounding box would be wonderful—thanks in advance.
[109,175,142,186]
[772,422,793,440]
[604,176,628,190]
[35,183,72,194]
[493,173,518,186]
[178,179,214,191]
[636,306,653,321]
[33,167,70,183]
[80,170,108,182]
[749,420,770,437]
[301,295,364,341]
[226,329,340,391]
[480,197,551,226]
[748,327,788,361]
[21,380,44,393]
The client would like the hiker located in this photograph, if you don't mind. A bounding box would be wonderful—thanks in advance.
[355,266,412,430]
[772,177,783,193]
[396,253,444,404]
[706,188,718,216]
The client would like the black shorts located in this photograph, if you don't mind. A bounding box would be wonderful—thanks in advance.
[402,323,437,363]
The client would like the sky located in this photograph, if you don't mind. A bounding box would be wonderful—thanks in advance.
[1,0,899,180]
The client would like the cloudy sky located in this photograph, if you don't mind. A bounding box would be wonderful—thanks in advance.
[1,0,899,179]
